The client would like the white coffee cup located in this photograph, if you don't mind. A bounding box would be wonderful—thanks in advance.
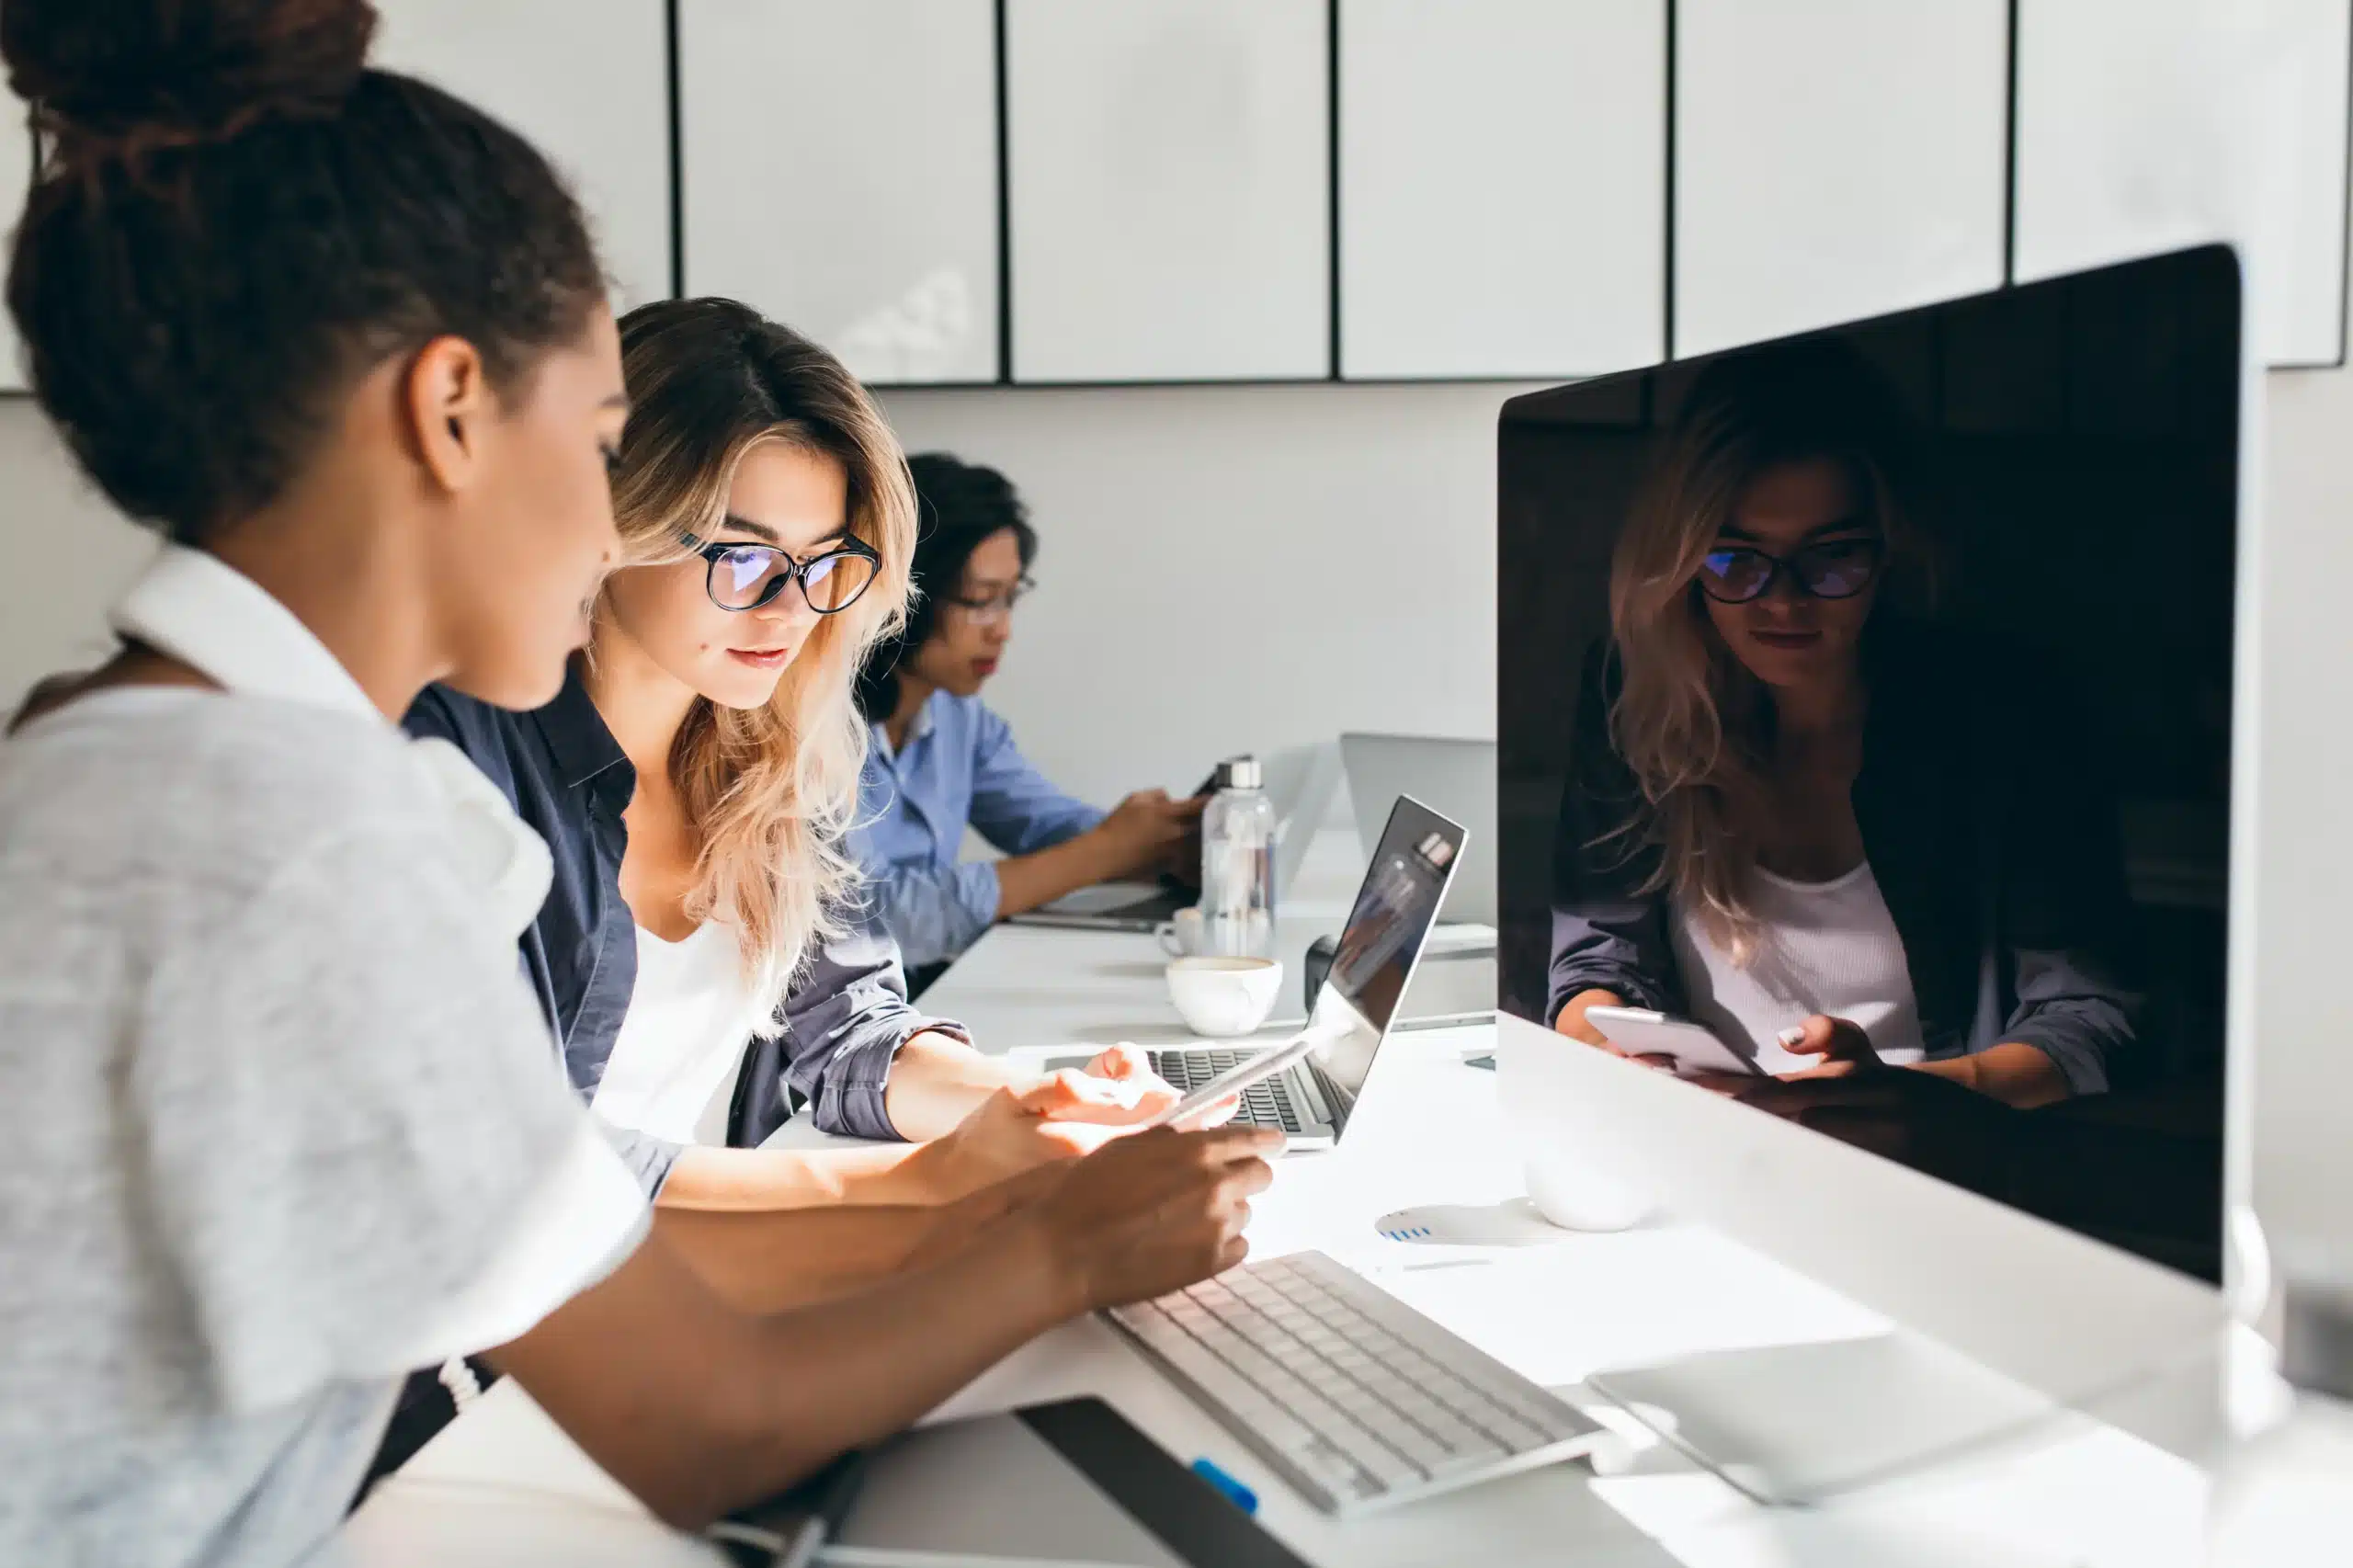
[1165,955,1284,1039]
[1156,906,1207,958]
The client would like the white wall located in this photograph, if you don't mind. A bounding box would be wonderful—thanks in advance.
[0,410,153,708]
[0,380,1520,783]
[874,381,1521,806]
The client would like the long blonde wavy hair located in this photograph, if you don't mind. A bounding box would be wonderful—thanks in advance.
[1604,339,1921,963]
[601,299,917,1018]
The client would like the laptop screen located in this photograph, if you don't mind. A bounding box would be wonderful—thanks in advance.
[1301,795,1464,1127]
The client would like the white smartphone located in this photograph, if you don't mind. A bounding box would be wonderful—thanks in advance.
[1148,1032,1323,1130]
[1583,1006,1766,1078]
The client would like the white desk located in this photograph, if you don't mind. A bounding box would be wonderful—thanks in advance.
[345,813,2224,1564]
[349,1018,2213,1566]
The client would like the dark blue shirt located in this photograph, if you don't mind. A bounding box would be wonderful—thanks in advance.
[404,671,965,1193]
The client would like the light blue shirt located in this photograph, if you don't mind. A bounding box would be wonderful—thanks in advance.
[854,690,1105,967]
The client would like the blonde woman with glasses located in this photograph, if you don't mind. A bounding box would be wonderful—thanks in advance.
[383,300,1200,1483]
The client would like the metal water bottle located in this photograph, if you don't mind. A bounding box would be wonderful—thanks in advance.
[1199,756,1277,959]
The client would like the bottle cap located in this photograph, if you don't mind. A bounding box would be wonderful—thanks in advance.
[1216,756,1262,791]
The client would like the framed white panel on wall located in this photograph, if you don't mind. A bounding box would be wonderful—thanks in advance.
[680,0,1000,384]
[2016,0,2351,368]
[1006,0,1330,382]
[372,0,672,312]
[0,92,30,392]
[1337,0,1665,380]
[1675,0,2008,359]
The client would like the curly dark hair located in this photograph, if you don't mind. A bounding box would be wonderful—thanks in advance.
[3,0,607,541]
[854,452,1039,719]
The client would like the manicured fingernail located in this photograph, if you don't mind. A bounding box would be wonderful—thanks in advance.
[1777,1026,1805,1046]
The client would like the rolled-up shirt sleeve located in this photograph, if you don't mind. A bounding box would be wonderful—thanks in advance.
[1999,967,2131,1096]
[780,918,972,1140]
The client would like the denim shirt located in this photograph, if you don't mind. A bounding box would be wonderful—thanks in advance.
[404,673,967,1193]
[851,689,1104,968]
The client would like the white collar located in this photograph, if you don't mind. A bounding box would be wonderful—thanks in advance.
[108,544,383,721]
[869,688,939,764]
[106,543,553,941]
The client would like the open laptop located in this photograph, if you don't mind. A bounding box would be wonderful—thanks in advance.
[1339,733,1495,929]
[1009,741,1344,933]
[1120,795,1462,1150]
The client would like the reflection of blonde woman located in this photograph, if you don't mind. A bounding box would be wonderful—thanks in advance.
[1548,339,2140,1111]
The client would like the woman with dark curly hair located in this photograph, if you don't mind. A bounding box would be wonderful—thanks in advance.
[0,1,1271,1554]
[853,453,1201,973]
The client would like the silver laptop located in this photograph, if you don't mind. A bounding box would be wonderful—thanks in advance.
[1339,733,1495,928]
[1136,795,1464,1150]
[1010,740,1343,933]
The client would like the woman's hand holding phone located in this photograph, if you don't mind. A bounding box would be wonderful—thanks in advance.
[926,1044,1190,1192]
[1582,1006,1764,1079]
[1677,1015,1882,1096]
[1771,1016,1885,1079]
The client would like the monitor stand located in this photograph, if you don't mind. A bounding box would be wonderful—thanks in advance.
[1588,1328,2067,1504]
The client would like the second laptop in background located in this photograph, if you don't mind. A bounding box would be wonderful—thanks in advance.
[1340,733,1496,931]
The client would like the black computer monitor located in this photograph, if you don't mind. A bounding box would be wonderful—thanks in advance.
[1498,245,2237,1283]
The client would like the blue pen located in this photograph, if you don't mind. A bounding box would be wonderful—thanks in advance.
[1189,1457,1258,1516]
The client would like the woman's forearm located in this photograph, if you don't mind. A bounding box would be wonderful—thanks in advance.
[1916,1041,2071,1109]
[655,1162,1065,1312]
[1552,988,1627,1044]
[880,1029,1026,1142]
[654,1033,1029,1211]
[654,1142,934,1211]
[993,830,1123,918]
[652,1202,938,1312]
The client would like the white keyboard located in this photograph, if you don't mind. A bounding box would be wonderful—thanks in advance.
[1107,1250,1608,1516]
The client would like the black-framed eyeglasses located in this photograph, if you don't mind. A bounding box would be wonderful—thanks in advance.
[680,531,881,614]
[1696,539,1882,605]
[942,576,1037,623]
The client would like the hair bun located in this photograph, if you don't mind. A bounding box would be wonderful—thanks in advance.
[4,0,377,156]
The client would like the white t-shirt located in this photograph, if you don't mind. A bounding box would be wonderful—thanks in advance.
[591,923,767,1146]
[0,547,648,1567]
[1671,859,1929,1074]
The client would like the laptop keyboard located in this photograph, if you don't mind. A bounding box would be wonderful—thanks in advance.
[1147,1048,1311,1134]
[1108,1250,1608,1515]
